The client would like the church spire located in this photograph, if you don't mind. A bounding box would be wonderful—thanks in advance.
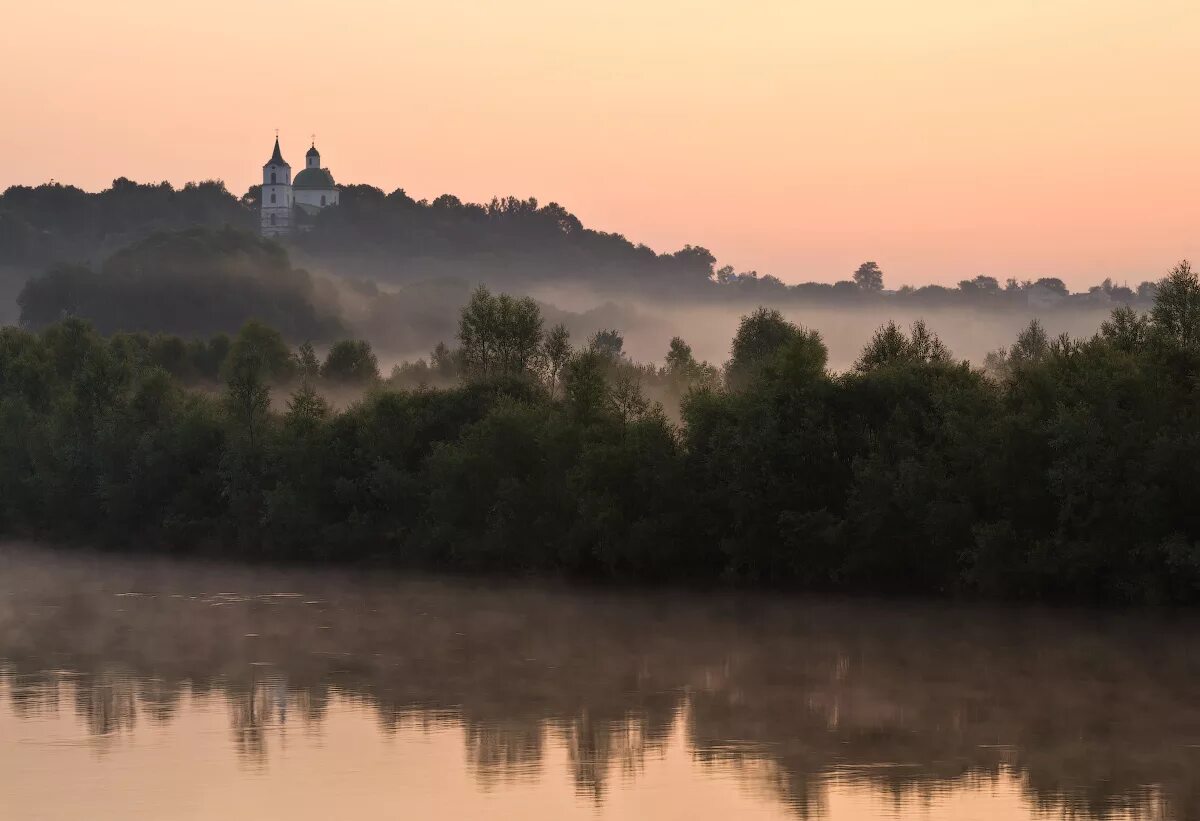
[267,136,288,167]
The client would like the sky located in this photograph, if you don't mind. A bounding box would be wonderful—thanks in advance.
[2,0,1197,288]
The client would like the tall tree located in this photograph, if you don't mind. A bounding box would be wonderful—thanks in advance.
[224,353,270,450]
[1150,260,1200,349]
[587,329,624,360]
[321,339,380,385]
[853,261,884,292]
[295,341,320,381]
[725,307,799,390]
[459,286,546,378]
[541,324,572,396]
[665,336,718,396]
[855,320,951,372]
[224,320,295,384]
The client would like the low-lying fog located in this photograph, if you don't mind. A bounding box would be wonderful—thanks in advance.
[532,297,1115,372]
[2,254,1123,375]
[342,276,1118,374]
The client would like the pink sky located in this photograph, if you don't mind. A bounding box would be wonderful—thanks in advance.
[3,0,1197,288]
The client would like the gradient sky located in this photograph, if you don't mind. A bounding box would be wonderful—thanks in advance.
[3,0,1197,287]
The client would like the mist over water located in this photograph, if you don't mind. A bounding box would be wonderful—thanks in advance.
[4,6,1195,816]
[2,542,1197,820]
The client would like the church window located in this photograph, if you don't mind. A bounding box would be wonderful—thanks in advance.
[270,214,276,226]
[271,171,276,184]
[270,193,276,204]
[320,195,326,206]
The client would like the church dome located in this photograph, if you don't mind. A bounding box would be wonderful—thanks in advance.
[293,167,336,189]
[306,144,320,158]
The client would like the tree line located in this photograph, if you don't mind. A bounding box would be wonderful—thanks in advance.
[0,179,254,266]
[2,181,1157,309]
[3,262,1200,603]
[17,227,342,341]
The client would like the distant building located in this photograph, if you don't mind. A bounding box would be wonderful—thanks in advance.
[260,137,340,237]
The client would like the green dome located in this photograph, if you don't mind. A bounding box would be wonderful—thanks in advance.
[293,167,336,190]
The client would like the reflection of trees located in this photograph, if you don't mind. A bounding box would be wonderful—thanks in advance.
[137,677,183,724]
[680,606,1200,819]
[1,547,1199,819]
[560,710,615,800]
[4,669,63,719]
[463,719,543,788]
[552,699,677,801]
[228,675,289,767]
[74,671,138,737]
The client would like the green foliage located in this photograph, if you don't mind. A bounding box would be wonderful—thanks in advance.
[17,227,342,341]
[1150,260,1200,349]
[320,339,380,385]
[587,329,625,360]
[0,179,254,267]
[223,347,271,448]
[6,267,1200,603]
[959,275,1000,293]
[1099,306,1149,354]
[855,319,952,372]
[663,336,720,399]
[1033,277,1069,297]
[295,341,320,381]
[389,341,462,389]
[563,350,611,422]
[419,399,574,570]
[298,188,718,289]
[540,324,572,396]
[1,178,1160,318]
[224,320,296,384]
[458,286,545,379]
[853,261,884,292]
[725,307,802,390]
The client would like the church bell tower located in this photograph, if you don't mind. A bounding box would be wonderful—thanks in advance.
[261,136,292,237]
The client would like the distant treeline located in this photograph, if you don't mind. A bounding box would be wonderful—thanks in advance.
[10,226,602,355]
[1,180,1157,307]
[0,179,254,264]
[3,262,1200,603]
[17,227,342,341]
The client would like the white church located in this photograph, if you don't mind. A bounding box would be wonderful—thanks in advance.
[260,136,340,237]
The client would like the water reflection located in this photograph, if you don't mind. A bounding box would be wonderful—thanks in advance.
[0,543,1197,820]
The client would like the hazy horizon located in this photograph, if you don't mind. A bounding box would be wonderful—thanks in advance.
[4,5,1199,820]
[4,0,1198,289]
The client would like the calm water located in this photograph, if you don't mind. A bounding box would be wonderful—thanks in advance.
[0,544,1197,820]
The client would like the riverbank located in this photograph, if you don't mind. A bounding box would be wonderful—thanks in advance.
[4,269,1200,604]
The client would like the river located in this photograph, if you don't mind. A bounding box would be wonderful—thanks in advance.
[0,542,1196,820]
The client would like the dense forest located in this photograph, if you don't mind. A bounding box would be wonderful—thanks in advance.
[4,178,1160,371]
[2,179,1157,309]
[18,227,342,340]
[2,261,1199,603]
